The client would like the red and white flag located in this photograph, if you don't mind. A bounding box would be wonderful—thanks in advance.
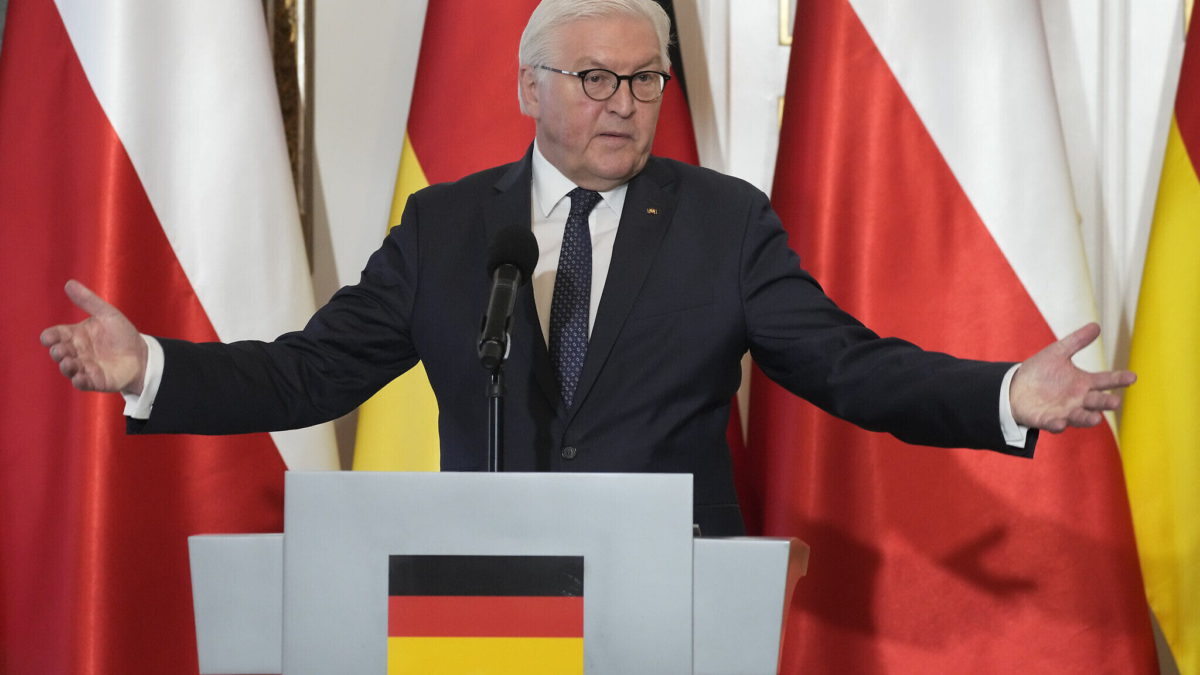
[744,0,1158,671]
[0,1,337,673]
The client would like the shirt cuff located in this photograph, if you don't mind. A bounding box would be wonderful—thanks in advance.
[999,363,1030,448]
[122,335,163,419]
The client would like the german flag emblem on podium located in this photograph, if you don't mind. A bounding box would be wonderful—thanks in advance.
[388,555,584,674]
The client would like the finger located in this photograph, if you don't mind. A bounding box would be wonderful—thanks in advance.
[1045,418,1068,433]
[1090,369,1136,390]
[48,342,72,363]
[61,341,82,361]
[1068,409,1103,428]
[62,360,101,391]
[64,279,116,319]
[1058,322,1101,357]
[1082,390,1121,411]
[71,372,97,392]
[59,357,80,379]
[39,324,72,347]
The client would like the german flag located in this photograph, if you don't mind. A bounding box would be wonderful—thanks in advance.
[387,555,584,674]
[1121,6,1200,673]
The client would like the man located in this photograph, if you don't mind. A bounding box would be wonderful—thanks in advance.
[41,0,1133,536]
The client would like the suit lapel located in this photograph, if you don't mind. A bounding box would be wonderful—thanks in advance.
[485,146,533,249]
[569,158,677,419]
[486,148,565,416]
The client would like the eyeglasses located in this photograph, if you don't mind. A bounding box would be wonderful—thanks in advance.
[536,65,671,103]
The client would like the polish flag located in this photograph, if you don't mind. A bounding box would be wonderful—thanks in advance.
[0,1,337,673]
[745,0,1158,671]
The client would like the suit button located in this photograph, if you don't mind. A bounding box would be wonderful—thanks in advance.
[561,446,578,460]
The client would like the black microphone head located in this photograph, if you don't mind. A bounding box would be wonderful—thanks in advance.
[486,226,539,283]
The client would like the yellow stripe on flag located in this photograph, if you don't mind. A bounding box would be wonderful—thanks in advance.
[352,135,440,471]
[1120,117,1200,674]
[387,637,583,674]
[390,134,431,226]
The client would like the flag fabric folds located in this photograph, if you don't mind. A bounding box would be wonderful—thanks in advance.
[352,0,703,471]
[1120,7,1200,673]
[745,0,1157,671]
[0,1,337,673]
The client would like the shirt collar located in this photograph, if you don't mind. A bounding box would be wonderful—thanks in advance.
[531,139,628,218]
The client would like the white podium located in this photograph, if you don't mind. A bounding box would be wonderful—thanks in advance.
[189,472,807,674]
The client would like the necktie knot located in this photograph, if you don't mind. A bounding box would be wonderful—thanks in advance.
[568,187,602,216]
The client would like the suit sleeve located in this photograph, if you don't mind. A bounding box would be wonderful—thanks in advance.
[128,198,426,435]
[739,190,1036,456]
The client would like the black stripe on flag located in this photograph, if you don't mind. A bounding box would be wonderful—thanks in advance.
[389,555,583,597]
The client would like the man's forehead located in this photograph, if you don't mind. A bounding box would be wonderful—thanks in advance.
[552,14,663,69]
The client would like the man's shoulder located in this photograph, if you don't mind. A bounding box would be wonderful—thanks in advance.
[645,156,766,202]
[414,159,523,201]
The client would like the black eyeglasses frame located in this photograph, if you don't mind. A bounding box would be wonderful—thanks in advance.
[535,65,671,103]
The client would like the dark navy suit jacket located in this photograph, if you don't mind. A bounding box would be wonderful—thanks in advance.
[133,150,1035,535]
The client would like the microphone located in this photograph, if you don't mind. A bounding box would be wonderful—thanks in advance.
[478,226,539,371]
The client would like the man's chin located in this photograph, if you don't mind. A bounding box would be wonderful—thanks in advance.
[588,157,648,186]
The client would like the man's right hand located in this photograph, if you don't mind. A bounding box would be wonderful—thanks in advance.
[40,280,148,395]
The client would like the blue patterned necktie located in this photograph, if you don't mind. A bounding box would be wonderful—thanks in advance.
[549,187,602,408]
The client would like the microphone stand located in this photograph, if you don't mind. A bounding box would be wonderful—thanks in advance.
[486,365,504,472]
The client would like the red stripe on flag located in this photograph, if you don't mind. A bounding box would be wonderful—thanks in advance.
[407,0,539,183]
[389,596,584,638]
[1175,7,1200,166]
[650,67,699,164]
[0,1,287,673]
[745,0,1156,672]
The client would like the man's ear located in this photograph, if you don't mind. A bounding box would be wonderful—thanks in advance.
[518,65,540,117]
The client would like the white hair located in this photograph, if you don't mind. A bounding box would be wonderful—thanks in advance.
[517,0,672,114]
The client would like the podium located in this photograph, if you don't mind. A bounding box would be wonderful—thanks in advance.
[189,472,807,674]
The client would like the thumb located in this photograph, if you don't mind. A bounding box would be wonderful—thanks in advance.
[1057,322,1100,357]
[64,279,118,319]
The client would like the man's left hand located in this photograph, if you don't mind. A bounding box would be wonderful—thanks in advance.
[1010,323,1135,432]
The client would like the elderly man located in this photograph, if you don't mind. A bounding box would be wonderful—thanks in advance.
[42,0,1133,536]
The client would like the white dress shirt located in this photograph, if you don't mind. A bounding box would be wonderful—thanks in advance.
[529,140,625,344]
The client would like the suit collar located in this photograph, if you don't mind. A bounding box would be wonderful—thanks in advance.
[530,140,630,218]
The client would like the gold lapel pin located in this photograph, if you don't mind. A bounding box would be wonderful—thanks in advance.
[646,207,659,215]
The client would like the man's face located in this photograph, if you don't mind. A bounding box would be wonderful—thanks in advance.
[520,14,664,191]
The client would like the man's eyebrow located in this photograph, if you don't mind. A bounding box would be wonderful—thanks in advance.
[578,56,664,72]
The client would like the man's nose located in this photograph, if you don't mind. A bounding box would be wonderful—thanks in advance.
[605,81,637,117]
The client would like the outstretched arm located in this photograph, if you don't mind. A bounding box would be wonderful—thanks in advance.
[1010,323,1134,432]
[40,280,148,395]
